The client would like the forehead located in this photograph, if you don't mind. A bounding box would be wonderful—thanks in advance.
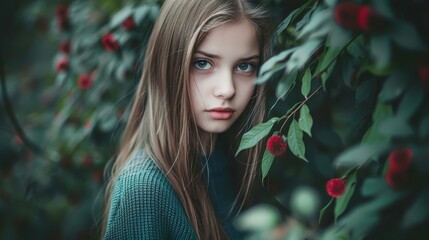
[196,19,259,58]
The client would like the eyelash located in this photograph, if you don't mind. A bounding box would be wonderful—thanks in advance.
[192,59,258,73]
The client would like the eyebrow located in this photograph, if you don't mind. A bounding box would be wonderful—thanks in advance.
[195,50,260,61]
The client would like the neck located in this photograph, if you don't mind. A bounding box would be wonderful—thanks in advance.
[200,132,218,155]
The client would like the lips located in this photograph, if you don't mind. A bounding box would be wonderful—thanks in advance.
[206,107,235,120]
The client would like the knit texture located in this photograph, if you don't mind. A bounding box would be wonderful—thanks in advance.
[103,147,243,240]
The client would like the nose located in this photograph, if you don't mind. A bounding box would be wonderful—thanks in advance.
[213,69,235,100]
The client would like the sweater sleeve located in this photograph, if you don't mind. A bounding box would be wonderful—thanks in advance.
[103,159,196,239]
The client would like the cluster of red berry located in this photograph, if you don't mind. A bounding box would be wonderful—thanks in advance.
[54,5,138,90]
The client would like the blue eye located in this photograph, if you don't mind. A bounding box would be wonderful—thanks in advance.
[236,63,255,73]
[193,60,213,70]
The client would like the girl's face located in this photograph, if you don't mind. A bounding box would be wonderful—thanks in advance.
[190,19,259,138]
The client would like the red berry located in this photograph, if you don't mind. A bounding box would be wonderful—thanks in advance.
[266,135,288,157]
[55,5,68,18]
[55,58,69,71]
[357,6,386,34]
[122,16,135,30]
[326,178,346,198]
[385,170,410,189]
[59,41,71,54]
[82,155,92,168]
[333,3,361,31]
[388,148,413,172]
[101,33,120,52]
[77,74,93,90]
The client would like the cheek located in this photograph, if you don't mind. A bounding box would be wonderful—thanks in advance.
[237,80,256,102]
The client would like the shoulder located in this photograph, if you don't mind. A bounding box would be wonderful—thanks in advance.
[104,150,196,239]
[117,150,168,187]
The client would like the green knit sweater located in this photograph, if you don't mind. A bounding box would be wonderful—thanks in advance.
[103,145,243,239]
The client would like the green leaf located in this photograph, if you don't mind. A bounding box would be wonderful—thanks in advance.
[335,172,357,221]
[315,46,341,77]
[361,178,389,196]
[320,227,348,240]
[261,149,275,182]
[334,143,388,169]
[301,69,312,97]
[402,189,429,228]
[419,114,429,139]
[236,117,280,155]
[378,71,409,102]
[392,20,427,51]
[116,32,132,45]
[377,116,414,138]
[276,7,300,35]
[286,40,322,71]
[149,5,160,20]
[133,5,149,24]
[372,0,395,18]
[321,62,336,89]
[276,69,298,99]
[256,64,284,84]
[307,20,335,40]
[397,85,424,120]
[319,198,334,224]
[324,0,338,7]
[356,79,375,105]
[361,123,391,146]
[110,6,134,28]
[362,100,393,144]
[327,25,352,49]
[234,204,281,232]
[298,105,313,137]
[259,49,293,77]
[298,8,332,39]
[339,190,405,239]
[346,36,365,58]
[372,99,393,121]
[277,0,316,34]
[288,119,308,162]
[290,186,320,219]
[370,34,391,70]
[55,72,68,87]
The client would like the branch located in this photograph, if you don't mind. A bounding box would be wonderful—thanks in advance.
[278,35,359,133]
[279,85,322,132]
[0,55,46,157]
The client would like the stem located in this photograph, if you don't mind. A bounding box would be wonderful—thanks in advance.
[278,35,359,134]
[279,85,322,133]
[315,34,359,77]
[0,55,45,157]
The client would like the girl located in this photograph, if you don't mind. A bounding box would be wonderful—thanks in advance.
[102,0,273,239]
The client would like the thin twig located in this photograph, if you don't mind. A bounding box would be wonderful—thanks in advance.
[279,85,322,132]
[278,35,359,133]
[0,55,45,157]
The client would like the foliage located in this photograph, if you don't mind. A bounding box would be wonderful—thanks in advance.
[237,0,429,239]
[1,1,159,239]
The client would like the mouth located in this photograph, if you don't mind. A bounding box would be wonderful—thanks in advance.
[205,108,235,120]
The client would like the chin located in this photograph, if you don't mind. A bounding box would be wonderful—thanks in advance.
[202,124,232,134]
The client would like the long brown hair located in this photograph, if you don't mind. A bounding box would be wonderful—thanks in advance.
[102,0,273,239]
